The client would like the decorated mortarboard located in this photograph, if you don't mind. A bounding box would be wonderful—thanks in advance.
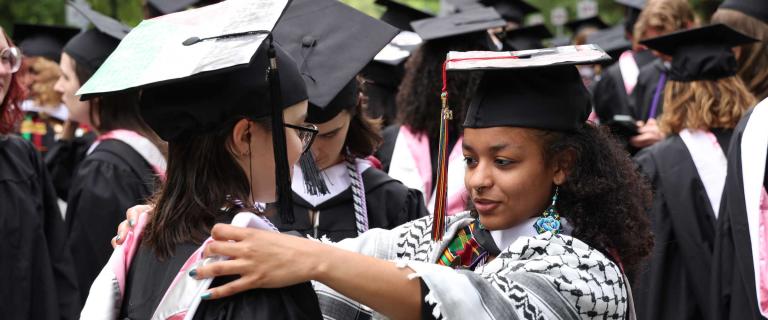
[64,1,132,73]
[586,23,631,62]
[719,0,768,23]
[640,23,757,81]
[13,24,80,62]
[565,15,608,34]
[496,23,552,51]
[615,0,645,10]
[78,0,306,224]
[375,0,434,32]
[410,7,506,42]
[479,0,539,24]
[427,45,610,240]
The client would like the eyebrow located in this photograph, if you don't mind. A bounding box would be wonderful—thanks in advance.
[320,126,343,135]
[463,142,522,153]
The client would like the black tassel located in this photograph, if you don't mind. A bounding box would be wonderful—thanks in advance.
[267,36,295,225]
[299,152,330,196]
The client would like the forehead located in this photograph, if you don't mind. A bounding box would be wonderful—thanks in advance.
[463,127,543,149]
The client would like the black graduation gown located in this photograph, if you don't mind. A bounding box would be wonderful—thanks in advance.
[276,166,428,242]
[120,242,322,319]
[711,108,768,320]
[593,50,657,124]
[0,135,80,320]
[631,59,667,122]
[633,131,732,320]
[65,139,159,306]
[44,132,97,200]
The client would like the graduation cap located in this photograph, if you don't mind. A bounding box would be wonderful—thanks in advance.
[586,24,631,62]
[719,0,768,23]
[615,0,645,10]
[444,0,485,14]
[548,35,572,47]
[76,0,305,224]
[63,1,131,73]
[496,23,552,51]
[13,24,80,62]
[410,7,506,42]
[146,0,202,16]
[429,45,610,240]
[479,0,539,24]
[640,23,757,81]
[375,0,434,32]
[565,16,608,34]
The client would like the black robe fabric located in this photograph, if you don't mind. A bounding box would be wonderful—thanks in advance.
[44,132,97,200]
[120,242,322,319]
[593,50,656,124]
[633,132,731,320]
[65,139,160,306]
[0,135,80,320]
[275,166,428,242]
[711,109,768,320]
[631,59,667,122]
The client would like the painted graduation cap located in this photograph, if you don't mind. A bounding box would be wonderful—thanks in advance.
[640,23,757,81]
[719,0,768,23]
[479,0,539,24]
[410,6,506,41]
[496,23,552,51]
[565,16,608,34]
[63,1,131,73]
[76,0,303,222]
[375,0,434,32]
[13,24,80,62]
[586,24,631,61]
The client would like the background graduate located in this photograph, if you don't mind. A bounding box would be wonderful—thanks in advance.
[270,0,427,242]
[0,25,79,320]
[632,24,757,320]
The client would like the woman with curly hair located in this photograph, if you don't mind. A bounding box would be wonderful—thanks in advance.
[375,8,503,217]
[632,24,757,320]
[0,26,80,320]
[175,48,653,319]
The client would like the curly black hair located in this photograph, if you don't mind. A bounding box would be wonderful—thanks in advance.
[540,123,654,276]
[396,35,488,141]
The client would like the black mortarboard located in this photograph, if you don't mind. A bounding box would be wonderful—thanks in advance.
[615,0,645,10]
[720,0,768,23]
[480,0,539,24]
[274,0,399,124]
[565,16,608,34]
[13,24,80,62]
[496,23,551,51]
[587,24,631,62]
[63,1,131,73]
[410,7,506,42]
[375,0,434,32]
[78,0,305,224]
[640,24,757,81]
[445,45,611,131]
[147,0,200,15]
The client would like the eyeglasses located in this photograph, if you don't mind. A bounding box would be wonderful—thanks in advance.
[284,123,318,154]
[1,47,22,74]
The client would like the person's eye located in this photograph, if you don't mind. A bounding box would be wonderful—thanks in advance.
[463,156,478,167]
[319,131,338,139]
[494,158,516,167]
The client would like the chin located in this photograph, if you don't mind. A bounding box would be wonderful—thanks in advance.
[477,212,522,231]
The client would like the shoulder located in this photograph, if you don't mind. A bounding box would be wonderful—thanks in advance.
[81,139,150,177]
[0,135,41,182]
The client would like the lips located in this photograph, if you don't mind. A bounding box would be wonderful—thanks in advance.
[473,198,500,213]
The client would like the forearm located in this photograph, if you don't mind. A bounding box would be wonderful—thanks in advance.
[311,243,421,320]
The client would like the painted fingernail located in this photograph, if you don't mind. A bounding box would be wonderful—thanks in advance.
[188,268,197,278]
[129,218,135,227]
[115,234,121,241]
[201,292,212,300]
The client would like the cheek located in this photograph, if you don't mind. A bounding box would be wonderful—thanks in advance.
[496,164,553,213]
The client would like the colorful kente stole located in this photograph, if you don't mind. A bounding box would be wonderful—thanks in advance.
[437,220,500,270]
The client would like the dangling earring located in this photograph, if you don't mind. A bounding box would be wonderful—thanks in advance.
[534,186,562,235]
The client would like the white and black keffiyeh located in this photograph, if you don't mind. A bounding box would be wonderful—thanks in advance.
[315,212,634,320]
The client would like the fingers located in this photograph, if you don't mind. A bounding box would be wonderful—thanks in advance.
[191,259,251,280]
[210,223,253,242]
[200,276,257,300]
[112,220,130,248]
[126,205,153,228]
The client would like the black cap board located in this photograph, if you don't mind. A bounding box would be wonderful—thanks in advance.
[640,23,757,81]
[375,0,434,32]
[586,23,631,61]
[273,0,399,124]
[410,7,506,42]
[147,0,201,15]
[13,24,80,62]
[615,0,645,10]
[565,16,608,34]
[496,23,552,51]
[445,45,611,131]
[719,0,768,23]
[63,1,131,73]
[480,0,539,24]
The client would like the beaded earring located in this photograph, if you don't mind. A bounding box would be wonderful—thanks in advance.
[534,186,562,235]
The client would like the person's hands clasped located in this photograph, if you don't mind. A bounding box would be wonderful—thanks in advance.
[111,204,153,248]
[189,224,325,300]
[630,118,665,148]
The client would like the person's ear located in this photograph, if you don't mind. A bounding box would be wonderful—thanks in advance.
[230,118,252,157]
[552,148,576,186]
